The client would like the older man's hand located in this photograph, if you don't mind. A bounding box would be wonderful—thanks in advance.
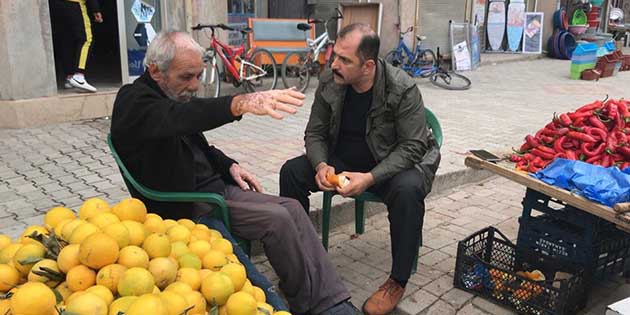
[231,88,305,119]
[229,163,263,192]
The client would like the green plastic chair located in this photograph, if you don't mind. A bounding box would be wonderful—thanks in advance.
[321,107,443,273]
[106,134,251,256]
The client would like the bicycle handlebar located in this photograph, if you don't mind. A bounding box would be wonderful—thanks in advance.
[192,23,234,31]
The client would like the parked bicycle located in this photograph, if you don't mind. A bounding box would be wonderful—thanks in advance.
[418,47,471,90]
[280,9,343,92]
[192,23,277,97]
[385,26,435,73]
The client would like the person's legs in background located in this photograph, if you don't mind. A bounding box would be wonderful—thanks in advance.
[64,0,97,92]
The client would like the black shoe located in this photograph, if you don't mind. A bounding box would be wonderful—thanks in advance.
[317,301,363,315]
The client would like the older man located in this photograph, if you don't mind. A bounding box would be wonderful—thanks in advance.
[110,30,360,315]
[280,24,440,315]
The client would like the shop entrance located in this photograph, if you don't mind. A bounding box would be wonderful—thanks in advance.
[49,0,122,92]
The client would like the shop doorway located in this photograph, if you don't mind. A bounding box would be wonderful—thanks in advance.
[49,0,122,92]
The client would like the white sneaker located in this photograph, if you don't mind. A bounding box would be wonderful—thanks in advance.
[69,74,97,92]
[64,79,73,89]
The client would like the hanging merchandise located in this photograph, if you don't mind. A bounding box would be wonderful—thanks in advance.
[507,0,526,52]
[470,22,482,69]
[486,0,507,51]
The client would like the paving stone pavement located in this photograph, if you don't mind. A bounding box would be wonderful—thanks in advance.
[1,55,630,314]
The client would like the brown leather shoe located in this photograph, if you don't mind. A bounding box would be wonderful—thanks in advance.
[362,278,405,315]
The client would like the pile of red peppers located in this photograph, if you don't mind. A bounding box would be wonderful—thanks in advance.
[511,97,630,173]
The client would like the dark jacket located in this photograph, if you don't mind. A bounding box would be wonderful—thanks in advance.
[305,58,440,186]
[110,72,240,219]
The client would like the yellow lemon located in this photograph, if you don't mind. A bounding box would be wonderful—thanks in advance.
[12,243,46,275]
[66,264,96,292]
[9,282,56,315]
[189,239,212,259]
[199,268,214,281]
[202,249,228,271]
[55,281,73,302]
[44,207,76,230]
[79,232,120,269]
[257,302,274,315]
[60,219,86,241]
[225,291,257,315]
[220,262,247,291]
[112,198,147,223]
[117,245,150,269]
[164,281,193,295]
[126,293,168,315]
[211,238,233,255]
[240,279,254,295]
[56,243,80,273]
[143,233,171,258]
[88,212,120,229]
[169,241,190,259]
[167,225,191,243]
[0,263,20,292]
[190,228,214,243]
[176,219,196,230]
[0,243,22,264]
[19,225,48,245]
[27,258,61,287]
[53,218,73,237]
[273,312,292,315]
[96,263,127,295]
[68,222,100,244]
[183,290,206,315]
[65,291,108,315]
[0,235,12,251]
[201,271,234,306]
[163,219,178,230]
[86,284,115,305]
[117,267,155,296]
[178,252,202,270]
[159,290,189,315]
[102,221,131,248]
[252,286,266,303]
[144,215,166,234]
[122,220,148,246]
[79,197,111,220]
[176,267,201,291]
[109,296,138,315]
[227,253,239,264]
[148,257,178,289]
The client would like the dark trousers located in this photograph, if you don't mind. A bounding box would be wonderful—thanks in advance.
[193,185,349,314]
[279,155,429,282]
[50,0,93,76]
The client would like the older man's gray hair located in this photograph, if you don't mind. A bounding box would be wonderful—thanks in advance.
[143,30,205,72]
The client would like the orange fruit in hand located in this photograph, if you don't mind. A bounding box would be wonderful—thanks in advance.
[326,173,349,188]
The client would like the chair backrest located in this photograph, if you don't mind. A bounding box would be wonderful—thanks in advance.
[424,107,443,148]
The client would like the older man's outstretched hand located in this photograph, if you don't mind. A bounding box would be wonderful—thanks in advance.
[231,88,305,119]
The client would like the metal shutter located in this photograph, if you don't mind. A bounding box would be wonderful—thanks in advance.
[416,0,467,54]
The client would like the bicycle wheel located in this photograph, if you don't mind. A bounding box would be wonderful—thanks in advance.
[385,50,406,67]
[430,71,471,90]
[201,56,221,97]
[244,48,277,93]
[281,51,311,92]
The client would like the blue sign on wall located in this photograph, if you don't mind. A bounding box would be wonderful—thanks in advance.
[128,49,146,76]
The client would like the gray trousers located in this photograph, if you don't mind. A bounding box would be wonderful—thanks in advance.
[195,185,349,314]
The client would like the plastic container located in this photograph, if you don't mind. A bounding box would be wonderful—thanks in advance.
[568,25,588,35]
[581,69,601,80]
[454,227,586,315]
[570,42,598,79]
[597,54,620,77]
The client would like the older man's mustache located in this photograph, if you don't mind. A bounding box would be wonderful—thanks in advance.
[332,69,344,80]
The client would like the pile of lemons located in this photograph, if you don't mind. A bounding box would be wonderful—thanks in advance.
[0,197,291,315]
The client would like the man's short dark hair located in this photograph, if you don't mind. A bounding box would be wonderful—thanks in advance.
[337,23,380,64]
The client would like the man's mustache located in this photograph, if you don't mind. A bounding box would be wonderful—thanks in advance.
[332,69,344,80]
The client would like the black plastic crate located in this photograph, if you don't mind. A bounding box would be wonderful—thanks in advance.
[520,188,614,233]
[454,227,585,315]
[516,214,630,283]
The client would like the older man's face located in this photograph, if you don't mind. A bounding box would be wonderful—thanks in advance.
[155,49,204,102]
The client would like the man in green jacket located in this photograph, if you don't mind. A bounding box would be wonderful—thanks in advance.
[280,23,440,315]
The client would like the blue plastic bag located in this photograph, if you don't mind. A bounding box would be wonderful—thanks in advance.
[532,158,630,207]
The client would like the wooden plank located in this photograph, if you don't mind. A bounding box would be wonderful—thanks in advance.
[465,155,630,232]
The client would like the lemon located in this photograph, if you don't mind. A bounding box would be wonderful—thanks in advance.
[225,291,257,315]
[201,271,234,306]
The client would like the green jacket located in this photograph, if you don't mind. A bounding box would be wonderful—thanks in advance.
[305,58,441,187]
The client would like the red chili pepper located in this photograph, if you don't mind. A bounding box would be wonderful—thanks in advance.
[568,111,594,119]
[585,154,602,164]
[525,135,541,147]
[602,154,612,167]
[588,116,607,130]
[540,128,558,136]
[606,134,618,154]
[581,142,606,157]
[577,100,603,112]
[614,131,628,145]
[556,128,569,136]
[621,162,630,170]
[518,142,532,152]
[565,150,577,160]
[510,154,523,163]
[573,117,586,127]
[554,152,567,159]
[554,136,566,153]
[531,148,555,160]
[585,127,608,141]
[541,136,554,144]
[616,101,630,122]
[527,164,540,173]
[536,145,555,154]
[523,153,534,161]
[567,131,597,143]
[618,146,630,158]
[558,113,571,126]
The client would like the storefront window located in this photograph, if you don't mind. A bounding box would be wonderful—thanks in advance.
[227,0,256,46]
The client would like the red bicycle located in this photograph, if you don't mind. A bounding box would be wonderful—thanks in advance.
[192,23,277,97]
